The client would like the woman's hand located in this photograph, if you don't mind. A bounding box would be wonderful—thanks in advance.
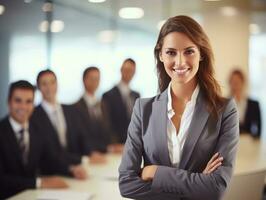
[141,165,158,181]
[203,152,223,174]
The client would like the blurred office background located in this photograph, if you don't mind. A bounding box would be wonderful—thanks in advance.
[0,0,265,137]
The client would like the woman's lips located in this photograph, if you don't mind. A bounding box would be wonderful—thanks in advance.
[172,67,191,75]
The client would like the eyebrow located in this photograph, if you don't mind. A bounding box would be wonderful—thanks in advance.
[164,46,197,50]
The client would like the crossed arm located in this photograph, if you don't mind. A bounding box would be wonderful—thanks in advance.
[141,152,223,181]
[119,98,239,200]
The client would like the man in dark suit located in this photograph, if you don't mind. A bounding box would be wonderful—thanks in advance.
[30,70,88,176]
[240,99,261,137]
[102,58,140,153]
[0,80,71,199]
[74,67,108,163]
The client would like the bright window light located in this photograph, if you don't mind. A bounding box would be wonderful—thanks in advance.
[119,7,144,19]
[0,5,5,15]
[88,0,106,3]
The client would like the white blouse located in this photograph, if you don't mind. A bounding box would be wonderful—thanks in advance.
[167,83,199,167]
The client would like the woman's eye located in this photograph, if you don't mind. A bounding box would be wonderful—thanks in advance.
[184,49,195,55]
[166,51,176,56]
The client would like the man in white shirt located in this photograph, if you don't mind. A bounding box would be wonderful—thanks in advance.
[102,58,140,153]
[31,70,87,178]
[74,66,109,164]
[0,80,70,199]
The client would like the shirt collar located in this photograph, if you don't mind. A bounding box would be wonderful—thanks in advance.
[9,116,29,133]
[41,100,60,115]
[167,82,199,114]
[117,81,130,95]
[83,92,98,107]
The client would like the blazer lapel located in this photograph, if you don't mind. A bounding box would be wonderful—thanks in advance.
[39,105,57,133]
[179,91,210,169]
[152,90,171,166]
[27,125,37,169]
[5,119,25,169]
[39,105,61,146]
[62,105,71,148]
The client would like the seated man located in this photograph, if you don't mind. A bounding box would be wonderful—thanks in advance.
[0,80,86,199]
[74,66,109,163]
[102,58,140,153]
[31,69,91,165]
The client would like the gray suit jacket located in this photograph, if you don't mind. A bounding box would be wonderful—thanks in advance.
[119,89,239,200]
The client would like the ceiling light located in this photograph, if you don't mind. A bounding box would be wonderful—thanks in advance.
[24,0,33,3]
[204,0,221,2]
[98,30,118,43]
[0,5,5,15]
[220,6,238,16]
[119,7,144,19]
[39,20,64,33]
[249,24,261,35]
[39,20,49,32]
[88,0,106,3]
[42,2,53,12]
[157,20,166,30]
[51,20,64,33]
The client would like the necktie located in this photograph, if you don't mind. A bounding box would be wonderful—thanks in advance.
[89,104,100,119]
[124,93,133,117]
[18,129,27,164]
[52,109,66,148]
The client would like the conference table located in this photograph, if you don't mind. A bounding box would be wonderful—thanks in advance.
[8,134,266,200]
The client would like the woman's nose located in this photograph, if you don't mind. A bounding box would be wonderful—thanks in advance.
[175,53,184,67]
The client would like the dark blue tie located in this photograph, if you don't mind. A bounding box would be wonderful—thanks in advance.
[18,129,27,164]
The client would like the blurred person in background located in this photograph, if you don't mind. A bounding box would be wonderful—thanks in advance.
[229,69,261,137]
[0,80,71,199]
[74,66,109,164]
[31,69,88,178]
[102,58,140,153]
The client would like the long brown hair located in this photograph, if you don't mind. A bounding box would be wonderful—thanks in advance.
[154,15,224,115]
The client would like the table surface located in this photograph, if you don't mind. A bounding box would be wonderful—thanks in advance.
[8,134,266,200]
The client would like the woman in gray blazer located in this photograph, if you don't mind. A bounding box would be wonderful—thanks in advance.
[119,15,239,200]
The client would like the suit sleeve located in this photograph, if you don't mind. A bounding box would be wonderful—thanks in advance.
[119,98,239,200]
[101,94,118,144]
[0,160,36,198]
[151,98,239,200]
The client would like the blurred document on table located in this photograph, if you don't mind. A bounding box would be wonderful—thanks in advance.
[37,190,93,200]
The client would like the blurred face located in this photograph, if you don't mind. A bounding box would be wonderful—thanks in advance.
[121,61,136,84]
[159,32,201,85]
[84,70,100,94]
[8,89,34,124]
[38,73,57,103]
[229,74,244,94]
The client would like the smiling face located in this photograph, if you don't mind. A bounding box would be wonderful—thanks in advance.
[159,32,201,86]
[8,89,34,124]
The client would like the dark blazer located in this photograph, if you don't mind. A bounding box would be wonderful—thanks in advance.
[74,97,109,153]
[31,104,90,165]
[119,89,239,200]
[0,117,69,199]
[240,98,261,137]
[102,86,140,144]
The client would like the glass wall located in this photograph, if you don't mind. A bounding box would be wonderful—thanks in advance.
[9,1,159,106]
[249,34,266,139]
